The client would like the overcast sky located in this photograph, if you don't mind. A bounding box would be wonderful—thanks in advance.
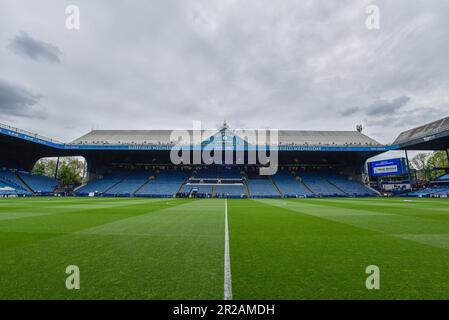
[0,0,448,147]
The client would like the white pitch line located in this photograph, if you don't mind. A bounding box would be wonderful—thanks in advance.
[224,198,233,300]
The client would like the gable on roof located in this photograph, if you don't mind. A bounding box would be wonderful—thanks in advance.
[201,127,250,148]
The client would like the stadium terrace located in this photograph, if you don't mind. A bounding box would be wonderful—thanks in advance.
[0,116,449,199]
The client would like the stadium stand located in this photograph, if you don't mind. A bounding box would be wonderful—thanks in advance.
[72,167,377,198]
[0,170,31,195]
[272,170,313,197]
[135,170,189,197]
[0,180,26,196]
[104,170,151,196]
[246,174,280,198]
[4,117,449,199]
[326,175,377,196]
[17,171,58,194]
[299,172,346,197]
[75,171,129,196]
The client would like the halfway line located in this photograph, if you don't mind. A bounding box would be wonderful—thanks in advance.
[224,198,233,300]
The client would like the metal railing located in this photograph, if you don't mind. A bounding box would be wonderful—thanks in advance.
[0,122,64,145]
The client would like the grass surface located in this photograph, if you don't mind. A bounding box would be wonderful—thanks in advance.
[1,197,449,299]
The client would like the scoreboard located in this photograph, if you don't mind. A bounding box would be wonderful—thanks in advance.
[368,158,407,177]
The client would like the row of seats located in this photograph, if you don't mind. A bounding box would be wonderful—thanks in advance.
[136,171,189,197]
[0,169,59,195]
[75,168,376,198]
[76,171,129,195]
[0,180,29,196]
[17,171,58,193]
[76,170,189,197]
[326,175,376,196]
[248,171,371,198]
[0,170,30,193]
[105,171,151,196]
[300,172,345,196]
[272,171,312,197]
[246,175,279,197]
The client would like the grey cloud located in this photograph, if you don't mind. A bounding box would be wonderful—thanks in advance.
[363,103,446,143]
[340,107,360,116]
[365,96,411,116]
[0,79,44,119]
[341,96,411,118]
[7,31,62,63]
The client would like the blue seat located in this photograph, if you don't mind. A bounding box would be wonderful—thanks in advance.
[246,176,279,197]
[17,171,58,193]
[272,170,312,197]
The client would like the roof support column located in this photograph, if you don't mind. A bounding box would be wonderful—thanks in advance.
[54,157,60,179]
[404,149,413,190]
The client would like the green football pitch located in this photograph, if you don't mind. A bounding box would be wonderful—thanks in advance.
[1,196,449,300]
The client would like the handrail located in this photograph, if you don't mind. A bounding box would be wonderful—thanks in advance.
[0,122,64,145]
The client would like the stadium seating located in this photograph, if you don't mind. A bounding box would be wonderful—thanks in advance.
[272,170,313,197]
[299,172,346,196]
[0,181,25,196]
[75,171,129,195]
[17,171,58,194]
[104,170,151,196]
[135,170,189,197]
[326,175,376,196]
[72,167,380,199]
[437,173,449,181]
[246,175,280,197]
[0,170,31,195]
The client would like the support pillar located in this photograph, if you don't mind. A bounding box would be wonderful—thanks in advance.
[54,157,60,179]
[404,149,413,190]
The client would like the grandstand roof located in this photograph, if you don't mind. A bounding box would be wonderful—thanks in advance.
[394,116,449,145]
[70,129,381,147]
[393,115,449,150]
